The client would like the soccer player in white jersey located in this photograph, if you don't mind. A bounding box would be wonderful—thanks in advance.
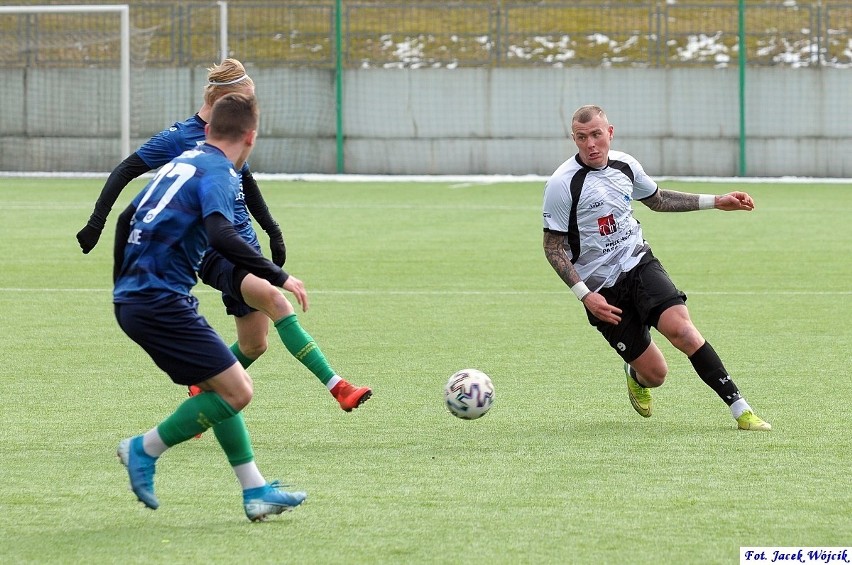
[542,104,770,431]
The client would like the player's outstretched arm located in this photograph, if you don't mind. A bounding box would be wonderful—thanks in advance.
[640,189,700,212]
[205,213,288,288]
[715,191,755,211]
[641,189,755,213]
[241,168,286,266]
[78,153,151,253]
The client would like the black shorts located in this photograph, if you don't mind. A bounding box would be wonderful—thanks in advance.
[585,252,686,363]
[198,248,256,318]
[115,295,237,386]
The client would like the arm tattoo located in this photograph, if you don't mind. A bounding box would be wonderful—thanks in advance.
[643,189,700,212]
[543,232,582,287]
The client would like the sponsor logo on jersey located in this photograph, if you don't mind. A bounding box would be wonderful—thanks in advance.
[597,214,617,236]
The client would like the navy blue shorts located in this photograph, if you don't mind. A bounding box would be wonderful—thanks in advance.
[586,252,687,363]
[115,295,237,386]
[198,248,255,318]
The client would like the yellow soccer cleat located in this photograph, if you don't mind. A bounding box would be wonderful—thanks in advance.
[736,410,772,431]
[624,362,652,418]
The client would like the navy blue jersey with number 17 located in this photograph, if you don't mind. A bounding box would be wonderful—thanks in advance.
[113,144,238,304]
[136,114,259,250]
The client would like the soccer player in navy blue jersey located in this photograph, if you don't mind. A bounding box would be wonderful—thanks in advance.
[542,104,770,431]
[115,92,309,521]
[78,58,371,411]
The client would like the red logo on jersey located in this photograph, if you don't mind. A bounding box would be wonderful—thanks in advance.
[598,214,617,236]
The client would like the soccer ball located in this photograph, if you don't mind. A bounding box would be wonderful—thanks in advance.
[444,369,494,420]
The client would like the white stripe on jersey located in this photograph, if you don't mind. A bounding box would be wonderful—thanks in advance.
[542,150,658,291]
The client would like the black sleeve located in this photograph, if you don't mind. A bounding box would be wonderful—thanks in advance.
[205,213,288,287]
[89,153,152,229]
[241,168,282,236]
[113,204,135,283]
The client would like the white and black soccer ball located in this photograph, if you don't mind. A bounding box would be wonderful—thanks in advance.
[444,369,494,420]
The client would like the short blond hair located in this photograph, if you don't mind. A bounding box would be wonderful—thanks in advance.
[203,58,255,107]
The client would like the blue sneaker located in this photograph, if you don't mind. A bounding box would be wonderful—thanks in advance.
[243,481,307,522]
[116,436,159,510]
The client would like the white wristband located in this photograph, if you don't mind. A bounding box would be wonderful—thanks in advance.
[698,194,715,210]
[571,281,591,301]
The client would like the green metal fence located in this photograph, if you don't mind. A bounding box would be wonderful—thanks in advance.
[1,1,850,175]
[2,1,851,68]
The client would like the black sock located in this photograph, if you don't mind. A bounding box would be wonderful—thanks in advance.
[688,341,742,406]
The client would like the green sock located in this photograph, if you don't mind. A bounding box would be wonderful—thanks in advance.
[157,392,238,447]
[274,313,336,385]
[230,342,255,369]
[212,413,255,467]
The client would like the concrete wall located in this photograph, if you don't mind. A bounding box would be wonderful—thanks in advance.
[1,67,850,177]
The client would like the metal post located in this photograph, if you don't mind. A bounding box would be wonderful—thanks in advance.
[119,5,130,158]
[0,5,132,160]
[334,0,344,173]
[217,1,228,61]
[737,0,747,177]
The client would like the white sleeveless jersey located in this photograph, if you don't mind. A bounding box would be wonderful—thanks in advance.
[542,150,658,291]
